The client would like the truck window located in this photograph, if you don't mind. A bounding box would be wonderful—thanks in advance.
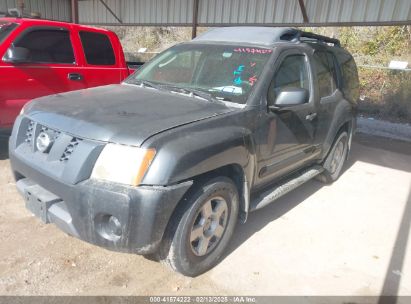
[0,22,17,44]
[313,51,336,98]
[325,52,339,86]
[268,54,309,105]
[79,31,115,65]
[14,29,75,64]
[338,53,359,103]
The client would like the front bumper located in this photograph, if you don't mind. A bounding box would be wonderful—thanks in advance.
[9,120,192,254]
[11,164,191,254]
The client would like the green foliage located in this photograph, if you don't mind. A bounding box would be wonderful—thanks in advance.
[304,26,411,66]
[357,67,411,122]
[332,26,411,122]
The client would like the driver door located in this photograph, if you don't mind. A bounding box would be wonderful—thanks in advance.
[0,26,85,128]
[255,50,320,188]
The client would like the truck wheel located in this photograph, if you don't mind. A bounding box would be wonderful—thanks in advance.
[317,131,349,184]
[161,177,239,277]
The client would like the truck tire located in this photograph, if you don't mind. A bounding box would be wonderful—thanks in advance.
[160,177,239,277]
[317,131,349,184]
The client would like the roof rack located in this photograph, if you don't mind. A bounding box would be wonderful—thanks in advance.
[293,30,341,47]
[193,27,340,47]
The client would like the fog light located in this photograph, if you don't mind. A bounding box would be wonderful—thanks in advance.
[107,215,122,237]
[96,214,122,241]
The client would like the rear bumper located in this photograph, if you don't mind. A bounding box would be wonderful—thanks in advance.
[10,151,192,254]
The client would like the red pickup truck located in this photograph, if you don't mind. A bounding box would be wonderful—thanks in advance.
[0,18,136,131]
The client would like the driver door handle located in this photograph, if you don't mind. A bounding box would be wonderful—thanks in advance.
[68,73,83,81]
[306,113,317,121]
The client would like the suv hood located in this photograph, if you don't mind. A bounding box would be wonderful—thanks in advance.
[25,84,236,146]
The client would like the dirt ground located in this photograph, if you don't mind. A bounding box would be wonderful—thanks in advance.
[0,134,410,296]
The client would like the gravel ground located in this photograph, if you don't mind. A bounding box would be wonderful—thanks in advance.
[0,134,410,296]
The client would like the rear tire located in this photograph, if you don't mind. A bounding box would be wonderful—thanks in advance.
[159,177,239,277]
[317,131,349,184]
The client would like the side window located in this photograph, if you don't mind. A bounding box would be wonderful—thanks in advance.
[79,31,115,65]
[313,51,336,98]
[14,29,75,64]
[268,54,309,105]
[326,52,339,86]
[0,23,18,44]
[339,54,359,103]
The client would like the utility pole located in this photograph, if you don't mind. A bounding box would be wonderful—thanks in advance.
[71,0,79,23]
[192,0,199,39]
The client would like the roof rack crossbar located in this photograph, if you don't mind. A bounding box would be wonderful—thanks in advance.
[296,31,341,47]
[192,27,340,47]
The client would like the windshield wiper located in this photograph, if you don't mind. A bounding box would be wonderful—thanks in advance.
[161,85,216,102]
[127,79,162,90]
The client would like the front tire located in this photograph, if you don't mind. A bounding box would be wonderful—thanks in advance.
[160,177,239,277]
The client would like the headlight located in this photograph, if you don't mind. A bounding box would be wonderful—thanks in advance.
[91,144,156,186]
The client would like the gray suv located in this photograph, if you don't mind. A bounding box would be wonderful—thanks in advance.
[9,27,359,276]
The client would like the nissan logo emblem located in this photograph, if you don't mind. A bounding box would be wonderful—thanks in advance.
[36,132,54,153]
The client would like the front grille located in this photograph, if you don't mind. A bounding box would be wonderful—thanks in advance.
[60,137,82,162]
[39,125,61,140]
[25,121,35,143]
[25,121,61,145]
[21,120,84,163]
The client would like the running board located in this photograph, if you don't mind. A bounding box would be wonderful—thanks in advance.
[250,165,324,211]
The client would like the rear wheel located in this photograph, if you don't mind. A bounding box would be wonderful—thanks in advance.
[317,131,349,184]
[159,177,239,277]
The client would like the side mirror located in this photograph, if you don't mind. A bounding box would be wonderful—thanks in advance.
[3,46,30,63]
[271,88,309,109]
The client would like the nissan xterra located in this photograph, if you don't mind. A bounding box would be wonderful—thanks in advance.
[9,27,359,276]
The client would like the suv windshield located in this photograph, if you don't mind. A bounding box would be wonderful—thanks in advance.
[126,43,273,104]
[0,22,17,44]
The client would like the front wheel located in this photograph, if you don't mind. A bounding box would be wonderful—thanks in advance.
[317,131,349,184]
[160,177,239,277]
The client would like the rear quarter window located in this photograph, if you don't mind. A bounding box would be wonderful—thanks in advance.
[337,53,359,104]
[313,51,337,98]
[79,31,115,65]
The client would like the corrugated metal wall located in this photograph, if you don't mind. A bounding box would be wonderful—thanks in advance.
[304,0,411,24]
[1,0,410,25]
[0,0,71,21]
[198,0,304,25]
[78,0,193,25]
[77,0,411,26]
[198,0,411,25]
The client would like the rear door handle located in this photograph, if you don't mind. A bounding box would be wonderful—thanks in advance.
[306,113,317,121]
[68,73,83,81]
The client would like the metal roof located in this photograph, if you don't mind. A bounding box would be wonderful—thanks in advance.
[76,0,410,26]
